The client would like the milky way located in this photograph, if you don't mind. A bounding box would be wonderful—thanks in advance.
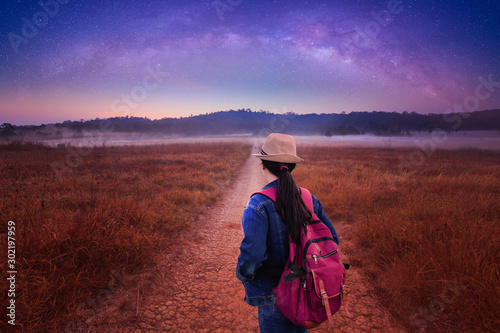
[0,0,499,125]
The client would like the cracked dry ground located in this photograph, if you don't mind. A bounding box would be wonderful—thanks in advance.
[74,146,406,333]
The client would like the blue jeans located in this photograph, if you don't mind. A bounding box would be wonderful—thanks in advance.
[258,304,308,333]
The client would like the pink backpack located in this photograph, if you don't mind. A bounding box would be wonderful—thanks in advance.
[254,187,349,328]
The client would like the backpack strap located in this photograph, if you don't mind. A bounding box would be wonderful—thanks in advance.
[298,187,320,221]
[319,280,335,325]
[253,187,277,201]
[252,187,320,221]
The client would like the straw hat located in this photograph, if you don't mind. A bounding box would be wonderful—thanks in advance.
[252,133,304,163]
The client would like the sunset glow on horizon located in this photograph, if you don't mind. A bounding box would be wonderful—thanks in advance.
[1,0,499,125]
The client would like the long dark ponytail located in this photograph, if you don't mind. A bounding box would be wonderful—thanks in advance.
[262,160,312,244]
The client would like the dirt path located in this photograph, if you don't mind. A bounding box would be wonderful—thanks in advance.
[73,140,405,332]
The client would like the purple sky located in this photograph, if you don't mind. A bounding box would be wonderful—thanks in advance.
[1,0,499,125]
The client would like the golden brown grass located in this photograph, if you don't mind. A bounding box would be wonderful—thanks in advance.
[0,141,250,332]
[293,145,500,333]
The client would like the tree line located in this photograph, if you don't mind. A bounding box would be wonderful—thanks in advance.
[1,109,499,140]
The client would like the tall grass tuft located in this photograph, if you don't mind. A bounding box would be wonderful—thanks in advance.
[293,146,500,333]
[0,141,250,332]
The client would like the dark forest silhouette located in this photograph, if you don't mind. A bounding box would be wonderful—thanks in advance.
[2,109,499,140]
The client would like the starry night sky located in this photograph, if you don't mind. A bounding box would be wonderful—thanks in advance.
[1,0,499,125]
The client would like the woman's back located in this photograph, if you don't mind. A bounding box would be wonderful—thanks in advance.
[236,133,339,333]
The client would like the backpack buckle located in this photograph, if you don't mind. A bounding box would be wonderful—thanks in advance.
[320,290,327,305]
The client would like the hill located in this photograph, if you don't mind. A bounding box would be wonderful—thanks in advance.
[1,109,499,140]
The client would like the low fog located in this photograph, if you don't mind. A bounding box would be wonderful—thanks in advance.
[4,127,499,151]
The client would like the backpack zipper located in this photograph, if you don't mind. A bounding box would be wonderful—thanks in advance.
[313,242,323,255]
[311,250,338,264]
[302,237,337,271]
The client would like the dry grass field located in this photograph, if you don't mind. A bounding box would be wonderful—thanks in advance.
[0,141,250,332]
[294,145,500,332]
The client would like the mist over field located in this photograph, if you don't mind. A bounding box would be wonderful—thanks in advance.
[2,109,500,150]
[29,131,500,151]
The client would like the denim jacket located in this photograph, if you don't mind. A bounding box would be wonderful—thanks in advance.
[236,180,339,307]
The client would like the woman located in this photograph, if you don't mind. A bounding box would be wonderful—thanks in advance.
[236,133,339,333]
